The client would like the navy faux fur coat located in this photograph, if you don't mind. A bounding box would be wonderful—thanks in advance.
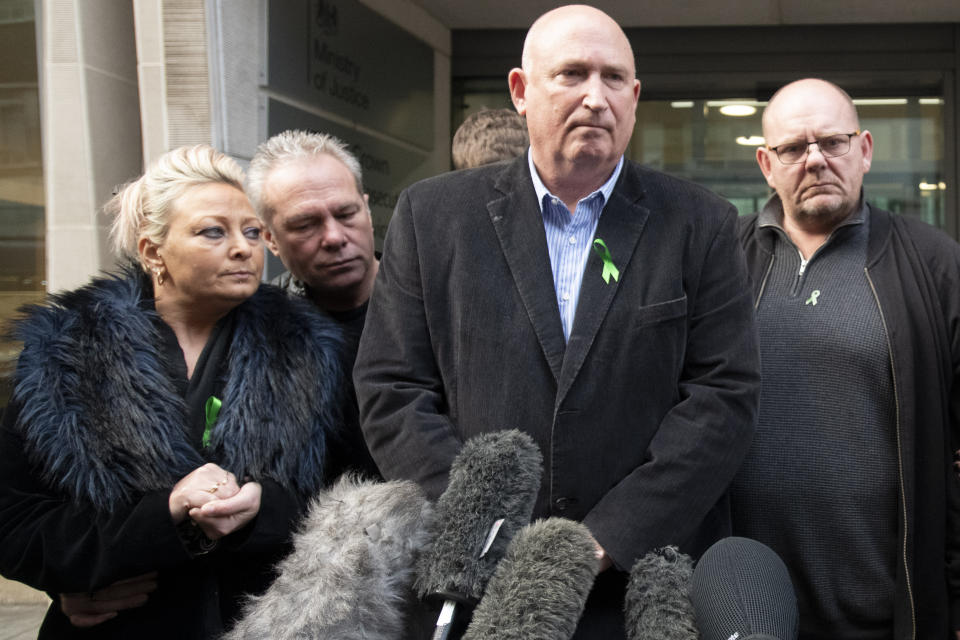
[0,270,345,639]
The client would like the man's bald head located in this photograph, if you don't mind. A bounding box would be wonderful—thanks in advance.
[509,5,640,204]
[762,78,859,140]
[521,5,636,78]
[756,77,873,236]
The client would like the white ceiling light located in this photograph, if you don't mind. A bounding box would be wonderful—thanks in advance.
[719,104,756,117]
[706,100,766,107]
[852,98,908,106]
[671,101,694,108]
[736,136,765,146]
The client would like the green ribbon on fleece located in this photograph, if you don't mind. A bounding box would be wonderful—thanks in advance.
[202,396,221,448]
[592,238,620,284]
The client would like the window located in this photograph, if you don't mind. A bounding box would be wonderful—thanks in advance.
[632,97,946,224]
[0,1,44,409]
[453,88,948,227]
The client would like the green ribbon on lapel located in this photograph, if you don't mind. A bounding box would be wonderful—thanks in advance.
[592,238,620,284]
[203,396,221,449]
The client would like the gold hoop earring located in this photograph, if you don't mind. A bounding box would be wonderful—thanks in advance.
[152,267,165,286]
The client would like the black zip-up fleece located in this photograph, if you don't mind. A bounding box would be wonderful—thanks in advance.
[739,199,960,640]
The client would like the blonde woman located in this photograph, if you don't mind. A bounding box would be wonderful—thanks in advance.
[0,145,345,638]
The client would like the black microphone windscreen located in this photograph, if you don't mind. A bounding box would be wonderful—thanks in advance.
[624,546,698,640]
[462,518,599,640]
[415,429,543,602]
[690,537,798,640]
[223,475,433,640]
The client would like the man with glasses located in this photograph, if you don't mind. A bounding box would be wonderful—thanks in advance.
[733,77,960,639]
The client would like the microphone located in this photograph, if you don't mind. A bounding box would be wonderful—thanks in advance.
[461,517,599,640]
[689,537,798,640]
[415,429,543,640]
[624,545,698,640]
[223,474,434,640]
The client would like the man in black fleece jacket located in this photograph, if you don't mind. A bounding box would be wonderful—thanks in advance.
[733,77,960,640]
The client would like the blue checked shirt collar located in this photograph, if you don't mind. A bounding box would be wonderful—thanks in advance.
[527,150,624,215]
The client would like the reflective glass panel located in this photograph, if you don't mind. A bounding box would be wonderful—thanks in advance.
[630,97,946,224]
[454,88,947,228]
[0,1,44,409]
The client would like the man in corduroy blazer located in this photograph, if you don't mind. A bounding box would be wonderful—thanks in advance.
[354,5,760,637]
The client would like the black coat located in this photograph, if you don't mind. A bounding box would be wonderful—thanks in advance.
[0,271,345,639]
[355,156,761,638]
[739,203,960,639]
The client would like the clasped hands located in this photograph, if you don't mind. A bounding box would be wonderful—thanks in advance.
[60,463,261,628]
[168,462,262,540]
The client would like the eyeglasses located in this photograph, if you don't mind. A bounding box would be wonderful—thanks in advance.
[766,131,861,165]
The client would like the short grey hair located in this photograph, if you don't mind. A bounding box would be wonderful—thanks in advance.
[108,144,245,268]
[246,130,364,224]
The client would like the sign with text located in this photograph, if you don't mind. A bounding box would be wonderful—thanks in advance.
[267,0,434,150]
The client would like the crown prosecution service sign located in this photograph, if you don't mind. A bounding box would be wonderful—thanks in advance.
[267,0,434,150]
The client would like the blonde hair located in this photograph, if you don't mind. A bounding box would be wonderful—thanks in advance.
[108,144,245,268]
[246,130,363,224]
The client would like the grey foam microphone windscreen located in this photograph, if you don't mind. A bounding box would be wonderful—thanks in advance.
[624,546,698,640]
[462,518,600,640]
[222,475,433,640]
[414,429,543,603]
[689,537,798,640]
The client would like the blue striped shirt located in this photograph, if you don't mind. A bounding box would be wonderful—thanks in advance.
[528,152,624,341]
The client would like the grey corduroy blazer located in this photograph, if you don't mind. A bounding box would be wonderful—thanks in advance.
[355,154,761,639]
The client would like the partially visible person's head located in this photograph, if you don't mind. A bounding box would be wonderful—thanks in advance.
[757,78,873,233]
[109,144,264,312]
[247,130,377,312]
[508,5,640,185]
[452,108,529,170]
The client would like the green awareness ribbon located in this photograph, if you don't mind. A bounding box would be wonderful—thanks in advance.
[203,396,221,448]
[592,238,620,284]
[805,290,821,306]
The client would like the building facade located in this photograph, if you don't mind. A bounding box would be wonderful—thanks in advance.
[1,0,959,406]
